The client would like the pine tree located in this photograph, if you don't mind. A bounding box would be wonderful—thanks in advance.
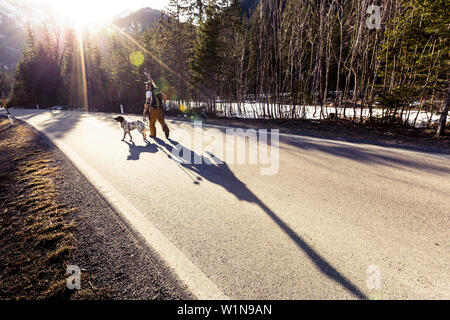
[190,3,223,100]
[82,31,111,111]
[35,25,62,107]
[378,0,449,131]
[157,0,196,102]
[217,0,247,103]
[10,24,37,106]
[62,28,82,108]
[0,70,13,100]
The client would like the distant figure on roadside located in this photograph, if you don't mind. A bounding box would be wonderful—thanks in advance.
[143,80,170,139]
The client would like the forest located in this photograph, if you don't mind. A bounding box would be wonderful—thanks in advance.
[4,0,450,135]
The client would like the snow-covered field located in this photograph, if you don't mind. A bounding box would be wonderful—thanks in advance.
[175,101,446,128]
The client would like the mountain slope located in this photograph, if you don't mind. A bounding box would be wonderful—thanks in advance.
[0,0,55,70]
[113,7,162,32]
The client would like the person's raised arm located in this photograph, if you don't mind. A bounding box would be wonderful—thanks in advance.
[143,91,152,116]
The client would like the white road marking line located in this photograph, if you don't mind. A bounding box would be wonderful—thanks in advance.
[19,117,228,300]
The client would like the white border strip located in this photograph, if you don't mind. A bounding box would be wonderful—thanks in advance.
[22,120,228,300]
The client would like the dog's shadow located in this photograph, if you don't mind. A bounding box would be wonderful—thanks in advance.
[123,140,158,160]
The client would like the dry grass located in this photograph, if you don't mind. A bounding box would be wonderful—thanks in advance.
[0,118,78,299]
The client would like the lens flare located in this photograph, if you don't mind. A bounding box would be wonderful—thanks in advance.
[78,31,89,111]
[109,23,204,97]
[130,51,144,66]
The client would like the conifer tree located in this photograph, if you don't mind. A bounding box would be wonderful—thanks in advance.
[10,24,37,106]
[190,3,223,99]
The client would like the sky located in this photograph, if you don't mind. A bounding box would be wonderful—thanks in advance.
[24,0,169,25]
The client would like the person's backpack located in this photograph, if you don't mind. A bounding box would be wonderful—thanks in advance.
[152,87,164,108]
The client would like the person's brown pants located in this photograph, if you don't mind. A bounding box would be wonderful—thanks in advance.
[149,107,169,137]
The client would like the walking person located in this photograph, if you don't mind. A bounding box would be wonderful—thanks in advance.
[143,80,170,139]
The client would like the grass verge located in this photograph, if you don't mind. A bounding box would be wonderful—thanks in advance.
[0,118,107,299]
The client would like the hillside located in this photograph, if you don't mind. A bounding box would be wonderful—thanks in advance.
[0,0,58,96]
[113,7,162,32]
[0,0,55,71]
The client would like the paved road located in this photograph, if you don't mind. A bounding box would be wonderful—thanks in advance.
[12,109,450,299]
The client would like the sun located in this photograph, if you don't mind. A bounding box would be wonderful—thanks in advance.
[26,0,169,27]
[48,0,117,26]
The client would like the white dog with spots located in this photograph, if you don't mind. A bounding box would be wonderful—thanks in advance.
[114,116,147,141]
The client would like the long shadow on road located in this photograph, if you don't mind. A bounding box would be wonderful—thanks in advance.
[12,109,129,140]
[280,136,450,175]
[153,136,368,299]
[12,109,84,139]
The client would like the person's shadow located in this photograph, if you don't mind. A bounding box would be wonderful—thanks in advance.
[123,140,158,160]
[153,136,368,299]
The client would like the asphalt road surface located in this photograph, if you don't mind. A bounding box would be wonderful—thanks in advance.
[12,109,450,299]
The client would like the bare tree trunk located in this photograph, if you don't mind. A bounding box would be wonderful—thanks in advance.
[436,84,449,136]
[312,0,325,110]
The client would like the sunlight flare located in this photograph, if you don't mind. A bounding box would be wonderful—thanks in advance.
[78,31,89,111]
[24,0,169,27]
[109,23,203,96]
